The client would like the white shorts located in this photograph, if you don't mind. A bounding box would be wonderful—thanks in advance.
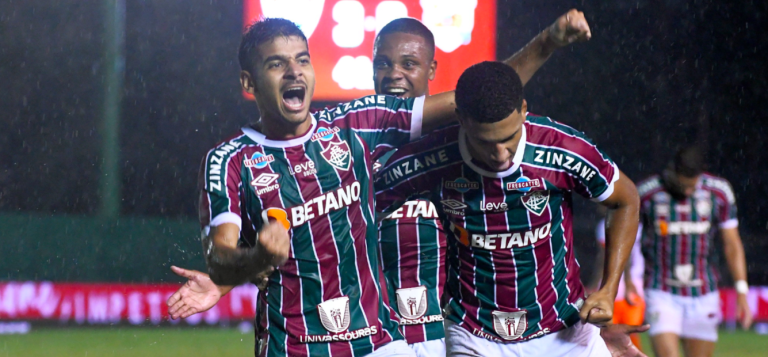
[645,289,721,342]
[370,340,417,357]
[409,338,445,357]
[445,320,610,357]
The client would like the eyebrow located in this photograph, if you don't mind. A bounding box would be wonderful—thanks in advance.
[262,51,310,64]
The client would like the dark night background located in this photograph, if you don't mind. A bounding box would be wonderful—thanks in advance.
[0,0,765,283]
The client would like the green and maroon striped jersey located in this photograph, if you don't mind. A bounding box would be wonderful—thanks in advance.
[377,197,447,344]
[375,114,619,343]
[198,95,425,357]
[637,173,738,296]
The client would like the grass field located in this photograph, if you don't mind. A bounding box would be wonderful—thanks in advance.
[0,327,766,357]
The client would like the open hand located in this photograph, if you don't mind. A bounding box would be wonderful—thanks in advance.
[601,324,651,357]
[167,266,222,319]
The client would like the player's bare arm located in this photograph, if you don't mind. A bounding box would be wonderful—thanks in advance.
[202,221,289,286]
[721,226,753,329]
[580,170,640,325]
[504,9,591,85]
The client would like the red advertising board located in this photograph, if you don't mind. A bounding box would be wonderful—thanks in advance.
[243,0,496,101]
[2,282,766,326]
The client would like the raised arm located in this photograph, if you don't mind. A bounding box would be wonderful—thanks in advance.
[721,227,753,329]
[580,170,640,325]
[504,9,591,85]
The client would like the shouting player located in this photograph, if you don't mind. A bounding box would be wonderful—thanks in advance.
[375,62,640,356]
[637,146,752,357]
[169,8,592,342]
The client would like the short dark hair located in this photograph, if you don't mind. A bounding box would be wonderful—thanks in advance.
[673,146,705,177]
[455,61,524,123]
[238,18,307,75]
[375,18,435,60]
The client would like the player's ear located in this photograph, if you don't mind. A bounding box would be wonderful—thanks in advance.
[240,70,256,94]
[521,99,527,114]
[428,60,437,81]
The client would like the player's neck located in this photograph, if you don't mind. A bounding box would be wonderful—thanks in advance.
[254,114,313,140]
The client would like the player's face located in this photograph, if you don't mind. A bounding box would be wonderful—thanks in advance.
[459,100,528,172]
[675,173,700,198]
[241,36,315,125]
[373,33,436,98]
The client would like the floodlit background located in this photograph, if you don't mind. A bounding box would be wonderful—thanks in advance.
[1,0,767,356]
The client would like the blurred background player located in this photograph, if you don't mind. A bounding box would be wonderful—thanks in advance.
[637,146,753,357]
[592,207,646,352]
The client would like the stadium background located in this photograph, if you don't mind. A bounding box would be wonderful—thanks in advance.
[1,0,766,355]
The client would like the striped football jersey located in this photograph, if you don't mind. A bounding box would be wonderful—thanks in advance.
[198,95,425,357]
[637,173,738,296]
[375,114,619,343]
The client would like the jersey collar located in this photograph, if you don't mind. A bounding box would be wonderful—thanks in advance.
[241,117,317,148]
[458,123,527,178]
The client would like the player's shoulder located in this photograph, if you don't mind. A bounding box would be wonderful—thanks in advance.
[205,130,255,158]
[700,172,736,203]
[636,175,664,199]
[313,95,411,123]
[524,113,595,147]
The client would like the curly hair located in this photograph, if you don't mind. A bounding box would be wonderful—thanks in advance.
[238,18,307,75]
[455,61,524,123]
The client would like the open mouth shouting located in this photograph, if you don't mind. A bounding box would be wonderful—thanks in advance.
[282,84,306,112]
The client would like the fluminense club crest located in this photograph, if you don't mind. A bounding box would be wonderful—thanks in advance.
[321,141,352,171]
[492,310,527,341]
[395,286,428,320]
[317,296,351,333]
[521,190,550,216]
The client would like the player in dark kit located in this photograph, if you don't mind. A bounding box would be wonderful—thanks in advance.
[375,62,641,356]
[637,146,752,357]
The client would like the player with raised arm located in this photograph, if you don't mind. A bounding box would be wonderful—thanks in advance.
[193,18,463,357]
[637,146,752,357]
[375,62,640,356]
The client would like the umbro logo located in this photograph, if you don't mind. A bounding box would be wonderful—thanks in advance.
[251,173,280,187]
[441,199,467,210]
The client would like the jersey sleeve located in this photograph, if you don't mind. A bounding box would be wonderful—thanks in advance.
[374,142,435,218]
[711,178,739,229]
[545,120,619,202]
[197,145,244,231]
[329,95,424,161]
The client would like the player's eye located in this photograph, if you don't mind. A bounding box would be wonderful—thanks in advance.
[298,57,310,65]
[374,60,390,69]
[268,62,282,69]
[404,61,417,68]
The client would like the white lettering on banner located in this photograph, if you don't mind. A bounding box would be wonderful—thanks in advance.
[382,150,450,185]
[533,149,597,182]
[386,201,438,220]
[470,223,552,250]
[290,181,361,227]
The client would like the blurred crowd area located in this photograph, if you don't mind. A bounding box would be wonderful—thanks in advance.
[0,0,765,282]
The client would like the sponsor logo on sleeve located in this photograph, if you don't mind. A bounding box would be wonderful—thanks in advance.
[506,176,541,192]
[492,310,527,341]
[533,149,598,182]
[521,191,550,216]
[444,177,479,193]
[321,141,352,171]
[244,152,274,169]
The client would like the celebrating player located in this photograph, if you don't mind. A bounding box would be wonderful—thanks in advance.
[372,12,591,357]
[637,146,752,357]
[169,8,592,337]
[375,61,640,356]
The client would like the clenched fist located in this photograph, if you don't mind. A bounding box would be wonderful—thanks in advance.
[258,220,290,267]
[548,9,592,47]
